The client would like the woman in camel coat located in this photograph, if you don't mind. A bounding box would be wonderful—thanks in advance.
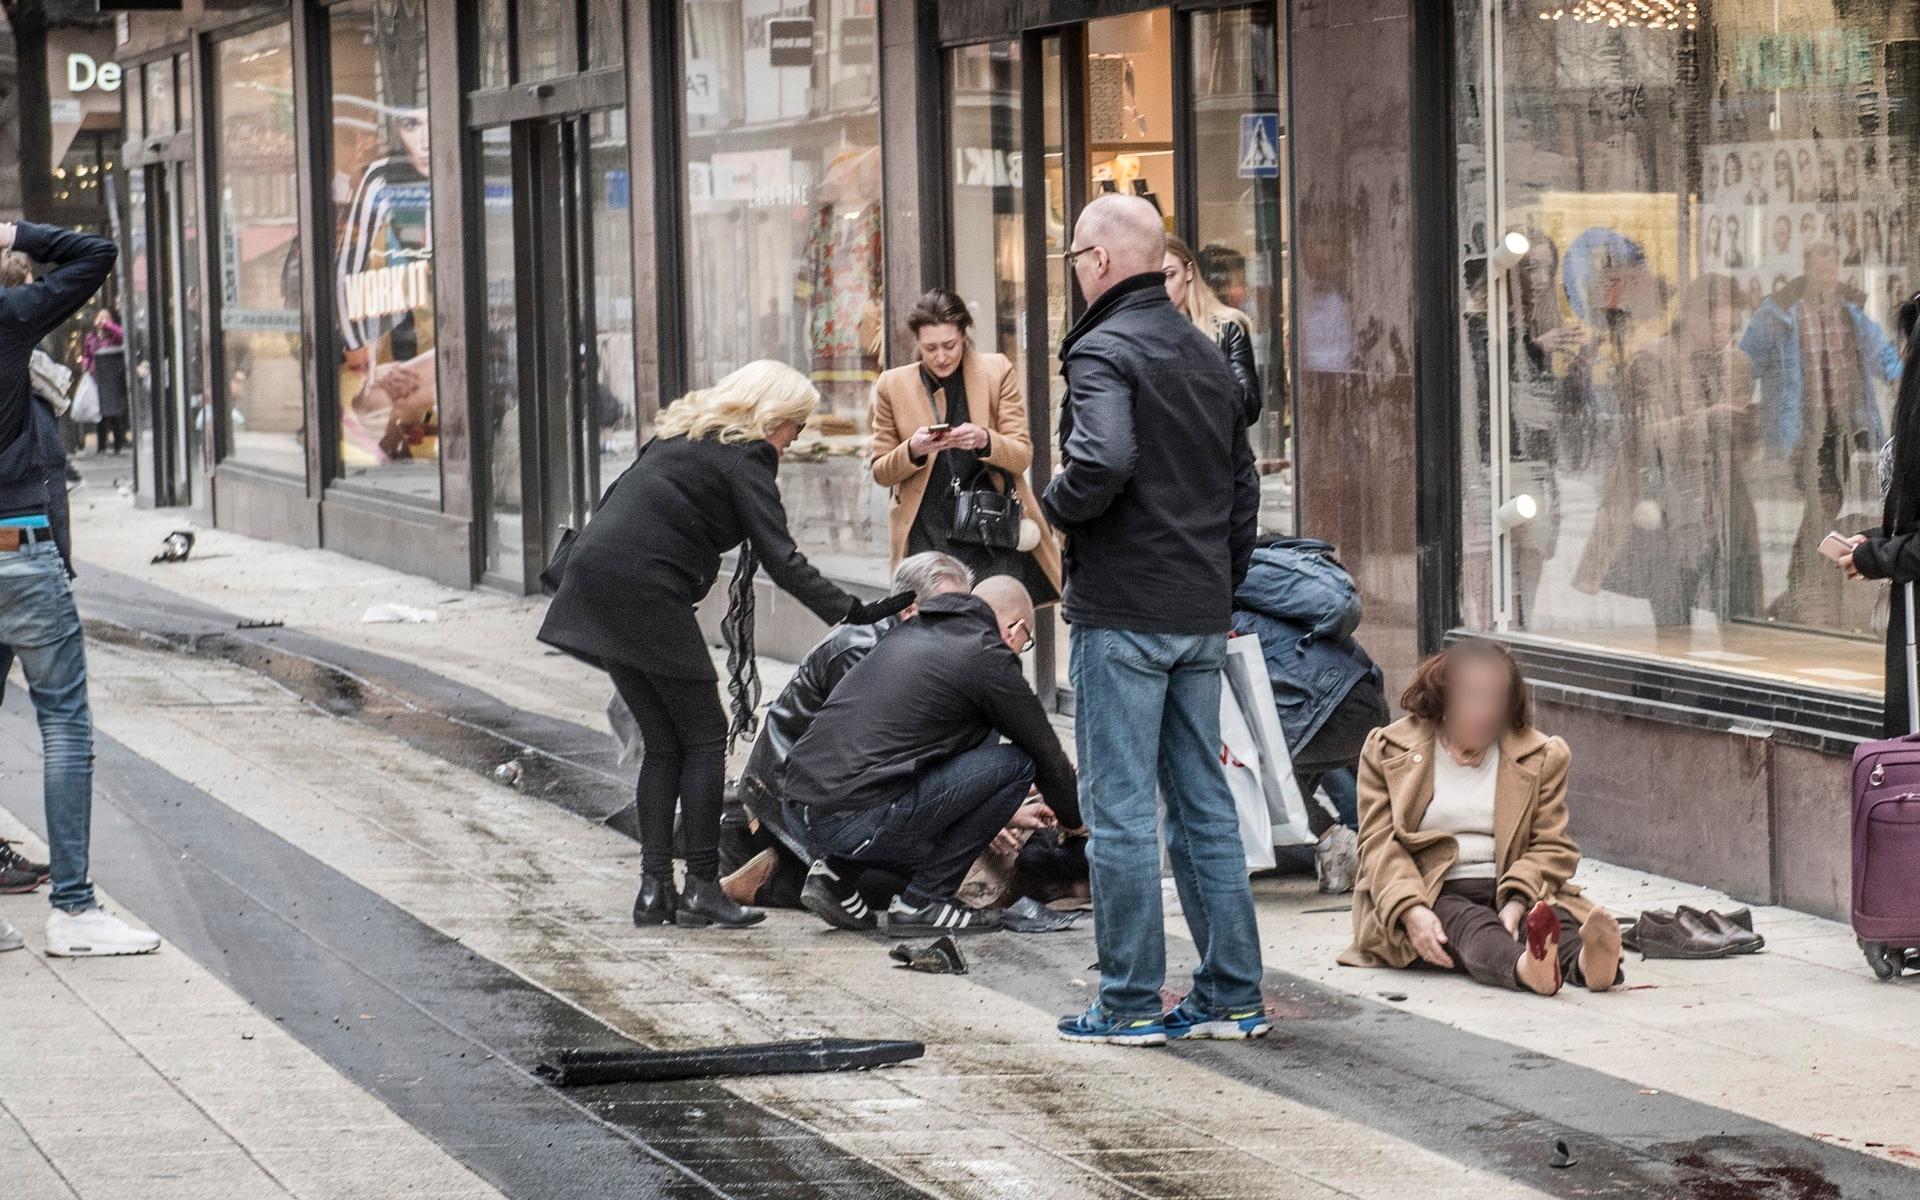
[1339,640,1622,995]
[868,288,1061,604]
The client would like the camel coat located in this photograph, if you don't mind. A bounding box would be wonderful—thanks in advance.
[867,350,1062,594]
[1338,716,1594,969]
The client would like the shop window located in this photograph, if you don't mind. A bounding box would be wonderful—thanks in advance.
[946,42,1024,379]
[1456,1,1920,696]
[1188,5,1291,535]
[213,22,307,482]
[146,56,175,139]
[477,0,512,89]
[678,0,887,585]
[519,0,579,82]
[326,0,440,503]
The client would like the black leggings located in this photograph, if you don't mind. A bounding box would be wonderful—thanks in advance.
[96,414,129,453]
[607,664,728,880]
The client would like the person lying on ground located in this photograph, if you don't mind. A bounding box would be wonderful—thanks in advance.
[1338,640,1623,996]
[722,550,976,907]
[783,575,1082,932]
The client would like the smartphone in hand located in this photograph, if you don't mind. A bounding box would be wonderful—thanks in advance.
[1819,531,1856,562]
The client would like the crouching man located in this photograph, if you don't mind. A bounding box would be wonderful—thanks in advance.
[784,576,1082,932]
[723,551,976,906]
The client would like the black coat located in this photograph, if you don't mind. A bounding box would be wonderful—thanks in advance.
[537,435,856,680]
[1040,272,1259,635]
[783,592,1080,827]
[1852,499,1920,737]
[2,223,116,516]
[1216,318,1262,429]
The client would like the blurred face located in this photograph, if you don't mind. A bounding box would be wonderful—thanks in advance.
[916,323,965,380]
[1162,252,1191,310]
[1806,245,1840,295]
[1441,657,1513,755]
[767,419,802,455]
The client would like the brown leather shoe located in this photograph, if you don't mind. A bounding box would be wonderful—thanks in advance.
[721,847,780,906]
[1678,905,1764,954]
[1632,909,1735,959]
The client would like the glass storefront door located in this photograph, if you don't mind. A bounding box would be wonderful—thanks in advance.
[942,5,1292,706]
[479,112,635,591]
[127,156,206,512]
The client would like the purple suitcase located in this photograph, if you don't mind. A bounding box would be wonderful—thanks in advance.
[1849,581,1920,980]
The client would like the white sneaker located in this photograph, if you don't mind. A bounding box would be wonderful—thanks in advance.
[45,907,161,957]
[0,914,23,952]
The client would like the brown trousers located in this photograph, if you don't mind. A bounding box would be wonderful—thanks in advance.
[1428,877,1600,990]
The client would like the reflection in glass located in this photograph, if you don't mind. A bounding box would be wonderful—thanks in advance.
[679,0,885,583]
[946,42,1023,377]
[1190,5,1289,535]
[1457,4,1918,693]
[477,0,511,88]
[1086,10,1174,227]
[586,0,624,69]
[480,127,521,581]
[177,160,207,505]
[214,23,307,481]
[146,57,175,138]
[328,0,439,502]
[586,108,638,488]
[518,0,578,82]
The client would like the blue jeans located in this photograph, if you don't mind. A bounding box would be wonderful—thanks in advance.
[1071,625,1264,1018]
[806,742,1033,907]
[0,539,96,912]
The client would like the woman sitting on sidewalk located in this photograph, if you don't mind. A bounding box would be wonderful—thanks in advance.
[1338,641,1623,995]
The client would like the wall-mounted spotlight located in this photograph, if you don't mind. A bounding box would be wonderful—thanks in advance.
[1490,230,1531,274]
[1495,493,1539,532]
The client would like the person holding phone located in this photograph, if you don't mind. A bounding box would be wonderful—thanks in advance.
[867,288,1060,604]
[1836,295,1920,736]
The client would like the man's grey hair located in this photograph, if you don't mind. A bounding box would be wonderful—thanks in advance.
[894,551,973,601]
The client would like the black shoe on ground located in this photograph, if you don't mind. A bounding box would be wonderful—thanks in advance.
[0,839,47,894]
[800,861,876,931]
[676,874,766,928]
[883,896,1001,933]
[633,874,676,926]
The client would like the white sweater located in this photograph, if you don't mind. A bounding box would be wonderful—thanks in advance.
[1424,748,1499,880]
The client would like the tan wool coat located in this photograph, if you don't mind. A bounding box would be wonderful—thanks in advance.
[867,350,1062,594]
[1339,716,1593,969]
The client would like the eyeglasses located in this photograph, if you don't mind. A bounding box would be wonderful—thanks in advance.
[1008,617,1034,654]
[1063,245,1100,266]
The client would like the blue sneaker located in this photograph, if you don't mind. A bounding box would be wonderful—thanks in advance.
[1057,1004,1168,1046]
[1161,997,1272,1041]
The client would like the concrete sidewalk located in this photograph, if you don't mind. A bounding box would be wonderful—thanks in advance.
[2,488,1915,1199]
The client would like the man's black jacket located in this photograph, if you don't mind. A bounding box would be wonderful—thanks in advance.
[1,223,117,516]
[1040,272,1259,635]
[736,615,898,855]
[783,592,1079,827]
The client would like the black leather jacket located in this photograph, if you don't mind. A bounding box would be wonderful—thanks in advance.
[1040,273,1259,635]
[735,617,897,856]
[1216,318,1262,429]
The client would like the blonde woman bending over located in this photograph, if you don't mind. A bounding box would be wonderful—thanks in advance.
[540,360,911,929]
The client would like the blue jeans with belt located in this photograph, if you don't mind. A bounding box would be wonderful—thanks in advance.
[1071,625,1265,1020]
[0,537,97,912]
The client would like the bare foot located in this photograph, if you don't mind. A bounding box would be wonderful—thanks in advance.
[1579,908,1622,992]
[1514,942,1560,994]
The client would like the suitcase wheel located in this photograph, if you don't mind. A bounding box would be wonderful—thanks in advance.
[1860,939,1904,981]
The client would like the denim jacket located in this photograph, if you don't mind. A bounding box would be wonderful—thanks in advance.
[1739,297,1901,458]
[1231,540,1380,749]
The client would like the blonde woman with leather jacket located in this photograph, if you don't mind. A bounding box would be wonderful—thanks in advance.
[1164,235,1261,428]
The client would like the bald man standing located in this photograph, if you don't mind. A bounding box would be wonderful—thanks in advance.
[1041,194,1266,1046]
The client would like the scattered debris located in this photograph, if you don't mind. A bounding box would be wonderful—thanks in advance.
[1549,1139,1578,1169]
[491,760,523,788]
[890,935,967,975]
[536,1037,925,1087]
[362,603,439,624]
[1379,992,1408,1002]
[999,896,1079,934]
[235,619,284,630]
[1638,1088,1661,1096]
[151,530,196,564]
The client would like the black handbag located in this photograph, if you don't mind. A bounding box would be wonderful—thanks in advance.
[539,438,653,595]
[951,465,1023,551]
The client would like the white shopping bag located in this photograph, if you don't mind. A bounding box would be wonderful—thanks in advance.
[1219,686,1276,871]
[1221,633,1315,849]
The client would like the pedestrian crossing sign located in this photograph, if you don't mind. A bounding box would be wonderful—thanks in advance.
[1239,113,1281,179]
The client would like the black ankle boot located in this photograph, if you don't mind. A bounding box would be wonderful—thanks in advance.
[676,874,765,928]
[633,874,677,926]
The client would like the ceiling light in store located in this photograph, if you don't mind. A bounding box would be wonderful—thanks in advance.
[1538,1,1697,30]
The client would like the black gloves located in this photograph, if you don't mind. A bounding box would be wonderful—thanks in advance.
[846,592,914,625]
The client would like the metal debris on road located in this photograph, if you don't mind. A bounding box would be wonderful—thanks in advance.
[362,603,439,624]
[491,760,523,787]
[151,530,196,563]
[536,1037,926,1087]
[890,935,967,974]
[1549,1139,1578,1169]
[235,619,284,630]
